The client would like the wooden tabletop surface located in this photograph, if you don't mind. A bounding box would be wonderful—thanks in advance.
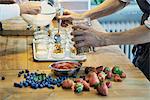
[0,19,150,100]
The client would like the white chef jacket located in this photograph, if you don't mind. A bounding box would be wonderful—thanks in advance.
[0,4,20,21]
[144,0,150,29]
[0,1,54,21]
[0,0,131,21]
[120,0,130,3]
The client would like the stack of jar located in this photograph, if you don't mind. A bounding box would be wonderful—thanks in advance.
[34,27,51,59]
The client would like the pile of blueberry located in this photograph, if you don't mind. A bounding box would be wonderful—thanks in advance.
[14,69,69,89]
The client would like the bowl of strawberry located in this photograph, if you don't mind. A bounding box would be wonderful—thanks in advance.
[49,61,82,76]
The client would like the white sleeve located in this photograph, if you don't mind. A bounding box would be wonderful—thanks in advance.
[120,0,130,3]
[0,4,20,21]
[144,16,150,29]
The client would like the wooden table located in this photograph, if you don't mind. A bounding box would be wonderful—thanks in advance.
[0,19,150,100]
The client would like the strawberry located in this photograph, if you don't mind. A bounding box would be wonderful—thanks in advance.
[114,74,122,82]
[97,82,108,96]
[106,81,112,88]
[74,78,83,83]
[103,67,110,74]
[62,79,74,89]
[98,72,106,81]
[96,66,104,73]
[82,80,90,91]
[120,72,126,78]
[88,72,100,86]
[106,71,113,79]
[74,82,84,93]
[112,66,123,75]
[85,67,97,74]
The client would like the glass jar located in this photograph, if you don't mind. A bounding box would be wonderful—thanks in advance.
[34,30,49,40]
[51,43,65,59]
[69,42,77,58]
[34,39,50,59]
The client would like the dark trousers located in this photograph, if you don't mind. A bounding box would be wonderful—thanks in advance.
[133,44,150,80]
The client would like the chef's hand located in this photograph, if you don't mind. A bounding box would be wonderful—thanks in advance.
[19,2,41,15]
[58,9,84,27]
[72,25,111,48]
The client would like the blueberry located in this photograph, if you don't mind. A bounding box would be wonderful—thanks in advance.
[24,82,29,87]
[18,85,23,88]
[57,83,61,87]
[14,82,20,87]
[27,80,32,85]
[72,75,77,78]
[21,71,24,74]
[26,76,30,80]
[39,84,43,88]
[27,73,30,76]
[35,84,39,88]
[47,84,51,88]
[34,72,38,75]
[30,77,33,80]
[18,74,21,77]
[47,84,54,89]
[25,69,29,73]
[51,85,55,89]
[45,82,48,86]
[1,76,5,80]
[19,71,22,74]
[31,73,34,75]
[31,83,36,88]
[80,76,85,79]
[24,74,27,78]
[19,82,23,88]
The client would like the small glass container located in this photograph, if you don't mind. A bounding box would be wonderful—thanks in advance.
[70,45,77,58]
[66,41,77,58]
[51,43,65,59]
[34,30,49,40]
[35,39,50,59]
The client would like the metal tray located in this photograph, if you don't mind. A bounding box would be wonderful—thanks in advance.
[33,39,87,62]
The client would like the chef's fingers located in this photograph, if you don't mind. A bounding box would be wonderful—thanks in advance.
[71,30,85,36]
[63,9,73,15]
[58,15,73,20]
[29,9,40,15]
[72,36,85,42]
[75,42,87,48]
[72,25,89,30]
[61,23,68,27]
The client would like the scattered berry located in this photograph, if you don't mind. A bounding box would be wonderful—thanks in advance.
[1,76,5,80]
[114,74,122,82]
[97,82,108,96]
[106,81,112,88]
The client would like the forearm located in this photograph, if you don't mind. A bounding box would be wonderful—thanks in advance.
[0,4,20,21]
[106,25,150,45]
[82,0,126,20]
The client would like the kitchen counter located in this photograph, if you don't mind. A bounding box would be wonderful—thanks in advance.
[0,19,150,100]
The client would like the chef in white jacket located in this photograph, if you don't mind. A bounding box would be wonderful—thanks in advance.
[59,0,150,80]
[0,1,41,21]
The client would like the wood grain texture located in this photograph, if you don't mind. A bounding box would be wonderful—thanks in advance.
[0,20,150,100]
